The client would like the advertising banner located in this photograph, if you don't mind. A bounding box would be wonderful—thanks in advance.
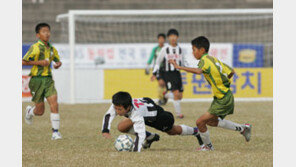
[233,44,264,67]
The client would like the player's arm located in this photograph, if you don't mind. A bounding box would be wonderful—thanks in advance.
[101,104,117,139]
[221,62,235,79]
[147,46,157,65]
[52,47,62,69]
[151,48,165,80]
[169,59,203,74]
[22,45,49,66]
[131,114,146,152]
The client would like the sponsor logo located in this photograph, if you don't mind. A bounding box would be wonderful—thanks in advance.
[239,49,256,63]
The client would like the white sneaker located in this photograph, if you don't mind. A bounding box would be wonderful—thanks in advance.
[51,132,62,140]
[25,106,34,125]
[241,124,252,142]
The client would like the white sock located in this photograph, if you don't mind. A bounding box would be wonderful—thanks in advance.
[29,106,35,117]
[164,92,174,99]
[173,100,181,115]
[50,113,60,131]
[218,118,244,132]
[200,130,212,145]
[180,125,194,135]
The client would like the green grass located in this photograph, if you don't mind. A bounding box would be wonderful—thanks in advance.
[23,101,272,167]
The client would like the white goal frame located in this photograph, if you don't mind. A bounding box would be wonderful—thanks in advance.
[56,9,273,104]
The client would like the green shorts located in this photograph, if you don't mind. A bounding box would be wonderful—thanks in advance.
[29,76,57,103]
[208,90,234,119]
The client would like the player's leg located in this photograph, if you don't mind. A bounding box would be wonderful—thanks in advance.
[196,112,216,151]
[118,118,158,149]
[172,90,183,118]
[157,78,167,105]
[208,91,252,142]
[45,77,62,140]
[25,77,45,124]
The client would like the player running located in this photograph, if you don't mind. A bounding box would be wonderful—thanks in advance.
[101,91,203,152]
[152,29,185,118]
[145,33,167,105]
[22,23,62,140]
[169,36,252,151]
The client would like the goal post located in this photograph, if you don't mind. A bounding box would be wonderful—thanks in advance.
[56,9,273,104]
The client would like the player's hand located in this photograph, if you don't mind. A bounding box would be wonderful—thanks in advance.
[145,66,150,75]
[150,75,156,81]
[169,59,180,69]
[102,133,112,139]
[39,59,50,66]
[54,61,62,69]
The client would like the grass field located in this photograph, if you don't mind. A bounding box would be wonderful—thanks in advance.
[22,101,272,167]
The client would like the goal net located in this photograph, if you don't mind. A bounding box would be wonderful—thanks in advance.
[55,9,273,103]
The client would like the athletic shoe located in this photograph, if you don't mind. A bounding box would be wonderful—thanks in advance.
[142,134,160,149]
[196,143,214,151]
[25,106,33,125]
[241,123,252,142]
[51,132,62,140]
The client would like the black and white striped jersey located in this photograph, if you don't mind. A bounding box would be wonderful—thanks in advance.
[152,44,186,75]
[101,98,163,152]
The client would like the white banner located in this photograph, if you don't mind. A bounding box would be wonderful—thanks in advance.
[54,43,233,69]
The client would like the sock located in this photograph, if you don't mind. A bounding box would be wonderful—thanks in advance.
[50,113,60,132]
[218,118,244,132]
[200,130,212,145]
[173,100,181,115]
[164,92,174,99]
[29,106,35,117]
[180,124,195,135]
[158,87,166,99]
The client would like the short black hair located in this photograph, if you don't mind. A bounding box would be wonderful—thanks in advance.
[191,36,210,52]
[112,91,132,110]
[35,23,50,34]
[157,33,166,39]
[167,29,179,37]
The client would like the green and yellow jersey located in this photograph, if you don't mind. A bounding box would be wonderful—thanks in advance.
[23,40,60,77]
[198,53,234,99]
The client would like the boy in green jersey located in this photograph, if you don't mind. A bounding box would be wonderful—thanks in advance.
[22,23,62,140]
[146,33,167,105]
[169,36,252,151]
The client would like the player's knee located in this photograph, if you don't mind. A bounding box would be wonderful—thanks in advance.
[117,124,127,133]
[196,119,205,128]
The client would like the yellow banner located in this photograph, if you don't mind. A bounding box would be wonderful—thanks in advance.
[104,68,273,99]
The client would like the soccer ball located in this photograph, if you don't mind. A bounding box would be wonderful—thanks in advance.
[114,134,134,152]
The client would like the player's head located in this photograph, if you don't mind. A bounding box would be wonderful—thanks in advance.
[157,33,166,46]
[167,29,179,46]
[112,91,133,116]
[191,36,210,60]
[35,23,51,42]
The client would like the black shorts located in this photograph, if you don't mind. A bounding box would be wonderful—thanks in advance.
[163,71,184,92]
[145,111,175,132]
[156,70,165,80]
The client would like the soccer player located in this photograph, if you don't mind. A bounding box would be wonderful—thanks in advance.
[169,36,252,151]
[146,33,167,105]
[101,91,203,152]
[152,29,185,118]
[22,23,62,140]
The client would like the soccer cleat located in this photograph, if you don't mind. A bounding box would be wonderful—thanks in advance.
[51,132,62,140]
[241,124,252,142]
[196,143,214,151]
[24,106,33,125]
[142,134,160,149]
[177,114,184,119]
